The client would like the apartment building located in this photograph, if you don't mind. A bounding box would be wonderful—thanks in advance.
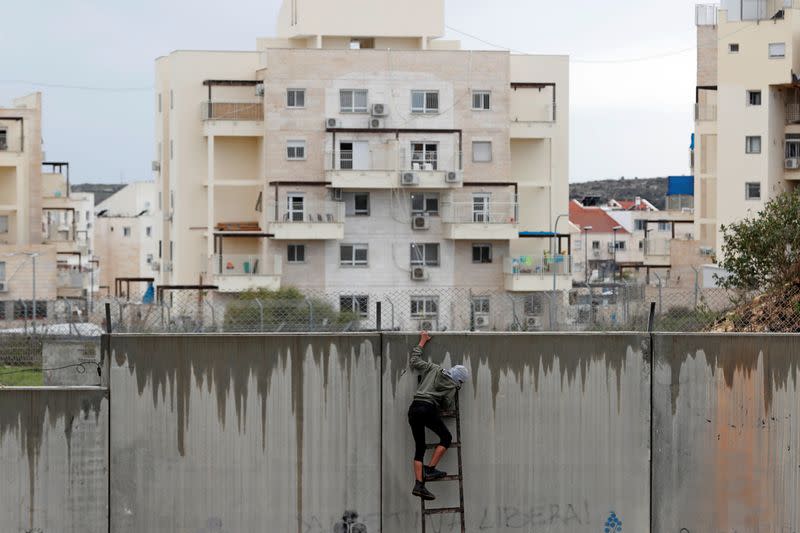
[693,0,800,253]
[154,0,569,327]
[94,182,157,297]
[0,93,96,322]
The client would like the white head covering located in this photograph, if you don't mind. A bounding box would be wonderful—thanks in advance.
[445,365,470,384]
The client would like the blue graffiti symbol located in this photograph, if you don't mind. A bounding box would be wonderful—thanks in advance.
[604,511,622,533]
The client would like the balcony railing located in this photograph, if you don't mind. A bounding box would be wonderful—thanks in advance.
[324,149,462,172]
[787,103,800,124]
[504,255,572,276]
[57,270,84,289]
[201,101,263,121]
[270,201,345,224]
[696,4,718,25]
[43,223,74,243]
[644,239,671,257]
[211,254,280,277]
[695,104,717,122]
[441,202,519,225]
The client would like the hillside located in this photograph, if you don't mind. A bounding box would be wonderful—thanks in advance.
[569,177,667,209]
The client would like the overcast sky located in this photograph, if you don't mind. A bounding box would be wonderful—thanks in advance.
[0,0,699,183]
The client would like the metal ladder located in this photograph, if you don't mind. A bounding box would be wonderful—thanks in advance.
[421,394,465,533]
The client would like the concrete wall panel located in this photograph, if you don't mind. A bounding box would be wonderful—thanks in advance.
[653,334,800,533]
[381,333,651,533]
[110,334,381,533]
[0,387,109,533]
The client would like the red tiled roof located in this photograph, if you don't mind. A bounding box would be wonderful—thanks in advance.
[616,199,654,211]
[569,200,630,234]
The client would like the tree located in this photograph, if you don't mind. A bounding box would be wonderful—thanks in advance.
[717,191,800,291]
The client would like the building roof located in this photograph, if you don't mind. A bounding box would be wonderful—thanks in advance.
[569,200,630,234]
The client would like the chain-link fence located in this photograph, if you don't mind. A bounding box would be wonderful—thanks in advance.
[1,280,798,369]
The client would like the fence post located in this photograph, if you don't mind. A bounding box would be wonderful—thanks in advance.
[376,301,382,331]
[306,298,313,331]
[254,298,264,332]
[692,266,700,308]
[655,273,663,316]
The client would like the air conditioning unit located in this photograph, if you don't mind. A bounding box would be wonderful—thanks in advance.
[786,158,800,170]
[150,261,161,271]
[474,315,490,329]
[592,250,601,257]
[0,281,8,292]
[411,267,429,281]
[411,215,430,230]
[401,172,419,186]
[526,316,542,329]
[152,160,161,172]
[418,319,438,331]
[326,118,341,129]
[368,117,384,129]
[445,171,462,183]
[700,246,715,256]
[371,103,388,116]
[332,188,343,201]
[255,83,265,97]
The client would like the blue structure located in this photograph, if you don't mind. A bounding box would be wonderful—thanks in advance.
[667,176,694,197]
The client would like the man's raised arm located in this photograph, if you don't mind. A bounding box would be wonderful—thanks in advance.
[409,331,433,373]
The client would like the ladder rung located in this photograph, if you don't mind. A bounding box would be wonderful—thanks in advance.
[425,442,461,449]
[426,474,461,482]
[424,506,463,516]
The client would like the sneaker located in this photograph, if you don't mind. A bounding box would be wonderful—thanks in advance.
[423,466,448,481]
[412,481,436,501]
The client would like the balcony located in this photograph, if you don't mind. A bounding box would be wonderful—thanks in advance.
[201,101,264,137]
[325,149,462,189]
[42,222,90,254]
[695,104,716,122]
[266,201,345,240]
[210,254,282,293]
[644,239,671,266]
[57,269,85,298]
[504,255,573,292]
[441,200,519,240]
[695,4,718,26]
[787,104,800,125]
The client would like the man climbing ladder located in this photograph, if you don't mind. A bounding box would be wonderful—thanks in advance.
[407,331,470,501]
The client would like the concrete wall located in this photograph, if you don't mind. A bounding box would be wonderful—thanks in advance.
[43,339,102,386]
[109,334,381,533]
[0,387,109,533]
[653,334,800,533]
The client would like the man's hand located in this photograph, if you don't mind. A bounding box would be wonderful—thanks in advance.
[418,331,432,348]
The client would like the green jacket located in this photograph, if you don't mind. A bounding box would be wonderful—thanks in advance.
[410,346,458,411]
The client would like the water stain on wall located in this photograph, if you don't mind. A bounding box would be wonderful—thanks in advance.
[383,333,646,409]
[656,335,800,415]
[0,388,106,529]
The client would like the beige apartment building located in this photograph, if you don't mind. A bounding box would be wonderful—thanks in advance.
[154,0,569,326]
[694,0,800,252]
[94,182,157,297]
[0,93,96,322]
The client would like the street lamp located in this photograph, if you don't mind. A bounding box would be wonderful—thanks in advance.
[612,226,623,281]
[582,226,593,283]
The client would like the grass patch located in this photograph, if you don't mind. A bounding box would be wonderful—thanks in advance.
[0,366,43,386]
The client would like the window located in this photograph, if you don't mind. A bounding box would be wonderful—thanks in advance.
[352,193,370,216]
[639,240,644,250]
[340,295,368,318]
[0,129,6,150]
[473,296,490,314]
[787,135,800,158]
[769,42,786,58]
[158,93,162,113]
[472,243,492,264]
[411,193,439,215]
[472,141,492,162]
[287,194,305,222]
[472,91,491,110]
[0,215,7,234]
[287,89,305,108]
[170,140,174,160]
[340,244,368,266]
[729,43,740,53]
[287,244,306,263]
[746,182,761,200]
[0,302,5,321]
[410,243,440,266]
[146,254,153,264]
[340,89,368,113]
[523,294,543,315]
[592,241,600,250]
[614,241,627,250]
[747,90,762,106]
[746,136,761,154]
[472,193,491,222]
[169,241,174,258]
[411,90,439,114]
[634,219,646,231]
[287,140,306,160]
[411,296,439,318]
[123,227,131,237]
[410,143,438,170]
[170,191,174,209]
[658,222,671,232]
[0,262,5,279]
[14,301,47,320]
[146,226,152,237]
[170,90,174,109]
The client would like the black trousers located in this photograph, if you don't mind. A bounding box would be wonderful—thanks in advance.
[408,400,452,462]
